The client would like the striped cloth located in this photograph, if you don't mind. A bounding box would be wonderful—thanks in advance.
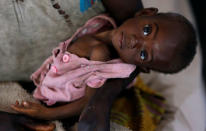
[111,76,166,131]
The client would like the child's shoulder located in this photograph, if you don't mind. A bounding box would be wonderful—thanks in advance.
[90,43,111,61]
[68,35,111,61]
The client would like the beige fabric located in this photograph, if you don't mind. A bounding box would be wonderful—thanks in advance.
[0,82,39,113]
[0,0,104,81]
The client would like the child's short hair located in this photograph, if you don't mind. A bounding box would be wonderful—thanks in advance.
[155,13,197,73]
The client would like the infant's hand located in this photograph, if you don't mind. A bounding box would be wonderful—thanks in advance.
[11,101,51,120]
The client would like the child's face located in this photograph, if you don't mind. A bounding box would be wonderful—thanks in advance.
[112,10,183,71]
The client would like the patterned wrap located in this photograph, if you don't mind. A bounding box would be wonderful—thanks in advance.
[111,77,166,131]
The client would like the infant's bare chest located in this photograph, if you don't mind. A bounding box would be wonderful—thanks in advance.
[67,35,107,59]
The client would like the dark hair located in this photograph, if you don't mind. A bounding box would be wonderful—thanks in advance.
[154,13,197,73]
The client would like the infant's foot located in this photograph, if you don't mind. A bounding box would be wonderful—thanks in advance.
[11,101,51,120]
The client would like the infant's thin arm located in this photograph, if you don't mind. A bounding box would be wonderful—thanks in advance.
[78,67,140,131]
[46,87,97,120]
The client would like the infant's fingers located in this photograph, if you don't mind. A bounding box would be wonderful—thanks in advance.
[22,101,30,108]
[21,101,25,106]
[10,104,22,112]
[26,101,37,106]
[26,101,41,108]
[15,100,19,105]
[13,100,22,108]
[19,101,30,108]
[10,104,30,114]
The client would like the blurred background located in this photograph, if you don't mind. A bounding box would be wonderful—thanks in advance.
[189,0,206,85]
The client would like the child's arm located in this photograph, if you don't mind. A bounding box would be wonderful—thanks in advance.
[11,44,110,120]
[11,41,118,121]
[47,86,97,120]
[11,86,97,120]
[102,0,143,24]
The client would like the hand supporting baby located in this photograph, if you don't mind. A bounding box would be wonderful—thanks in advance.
[11,101,52,120]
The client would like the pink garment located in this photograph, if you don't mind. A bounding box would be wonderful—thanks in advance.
[31,14,136,105]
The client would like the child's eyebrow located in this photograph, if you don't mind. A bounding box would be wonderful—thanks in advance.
[153,22,159,40]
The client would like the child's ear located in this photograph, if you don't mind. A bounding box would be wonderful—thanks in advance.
[135,8,158,17]
[139,67,150,73]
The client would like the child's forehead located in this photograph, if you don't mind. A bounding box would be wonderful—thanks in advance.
[152,27,183,58]
[138,14,177,23]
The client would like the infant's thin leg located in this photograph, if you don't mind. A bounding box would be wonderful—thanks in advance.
[78,68,139,131]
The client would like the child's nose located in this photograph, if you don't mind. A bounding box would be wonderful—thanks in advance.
[131,39,138,48]
[127,36,139,49]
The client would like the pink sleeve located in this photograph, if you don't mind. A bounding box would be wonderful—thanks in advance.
[87,78,106,88]
[30,56,53,87]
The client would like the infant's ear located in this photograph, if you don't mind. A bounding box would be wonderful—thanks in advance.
[139,67,150,73]
[135,8,158,17]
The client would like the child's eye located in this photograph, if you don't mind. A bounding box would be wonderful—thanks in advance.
[140,50,147,60]
[143,24,152,36]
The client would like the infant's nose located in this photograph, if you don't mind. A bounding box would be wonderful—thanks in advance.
[128,38,138,49]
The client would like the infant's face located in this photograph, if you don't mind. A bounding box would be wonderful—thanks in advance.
[112,13,182,70]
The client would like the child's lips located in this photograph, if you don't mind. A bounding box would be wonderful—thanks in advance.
[119,32,125,49]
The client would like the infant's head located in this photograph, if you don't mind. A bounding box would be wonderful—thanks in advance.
[112,8,197,73]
